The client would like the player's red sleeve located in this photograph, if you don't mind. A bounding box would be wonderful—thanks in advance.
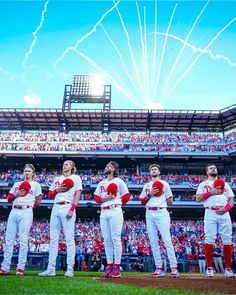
[139,194,150,206]
[48,189,57,198]
[121,193,130,205]
[94,195,102,203]
[7,193,16,203]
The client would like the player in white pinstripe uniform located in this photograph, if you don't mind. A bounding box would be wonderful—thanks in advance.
[196,163,235,278]
[0,164,42,276]
[94,161,130,278]
[139,164,179,278]
[39,160,82,278]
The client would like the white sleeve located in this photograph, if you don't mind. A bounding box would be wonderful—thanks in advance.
[224,182,235,198]
[9,183,18,195]
[118,179,129,197]
[94,182,101,196]
[35,183,42,197]
[75,176,83,191]
[196,182,205,195]
[164,182,172,199]
[139,184,148,199]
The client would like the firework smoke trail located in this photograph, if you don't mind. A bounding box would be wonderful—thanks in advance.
[152,0,158,86]
[54,1,120,68]
[165,16,236,98]
[143,6,149,99]
[154,4,177,98]
[115,2,143,92]
[163,1,209,93]
[22,0,49,68]
[73,49,140,106]
[100,24,140,94]
[153,32,236,67]
[136,2,146,96]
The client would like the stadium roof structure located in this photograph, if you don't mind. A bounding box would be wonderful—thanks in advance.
[0,104,235,133]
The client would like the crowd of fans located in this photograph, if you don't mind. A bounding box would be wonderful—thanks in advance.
[0,131,235,153]
[0,219,235,263]
[0,169,236,201]
[1,169,236,187]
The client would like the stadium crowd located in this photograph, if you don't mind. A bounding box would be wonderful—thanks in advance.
[0,219,235,264]
[0,131,230,143]
[1,170,236,186]
[1,170,236,201]
[0,131,235,153]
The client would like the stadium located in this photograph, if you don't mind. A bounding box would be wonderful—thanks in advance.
[1,0,236,294]
[0,73,235,294]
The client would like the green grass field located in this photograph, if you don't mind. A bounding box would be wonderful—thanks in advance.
[0,271,201,294]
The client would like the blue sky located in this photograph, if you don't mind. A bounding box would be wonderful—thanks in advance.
[0,0,236,110]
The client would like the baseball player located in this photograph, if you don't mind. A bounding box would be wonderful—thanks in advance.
[0,164,42,276]
[38,160,82,278]
[196,163,235,278]
[94,161,130,278]
[139,164,179,277]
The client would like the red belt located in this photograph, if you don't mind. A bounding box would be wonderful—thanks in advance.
[205,206,222,210]
[56,201,71,205]
[147,207,164,211]
[13,205,31,209]
[102,204,120,210]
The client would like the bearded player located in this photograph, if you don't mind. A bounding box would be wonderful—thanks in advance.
[94,161,130,278]
[196,163,235,278]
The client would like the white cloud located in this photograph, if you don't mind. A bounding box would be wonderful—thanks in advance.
[145,99,162,110]
[24,91,42,106]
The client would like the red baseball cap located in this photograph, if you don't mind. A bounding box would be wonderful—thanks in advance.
[19,181,31,197]
[152,180,164,197]
[107,183,118,196]
[62,178,74,191]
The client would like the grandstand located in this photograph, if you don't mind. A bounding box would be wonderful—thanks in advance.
[0,105,236,219]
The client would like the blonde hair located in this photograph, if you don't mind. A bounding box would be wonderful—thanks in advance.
[24,163,36,172]
[65,160,77,175]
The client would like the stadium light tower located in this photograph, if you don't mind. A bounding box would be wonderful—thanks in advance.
[62,74,111,112]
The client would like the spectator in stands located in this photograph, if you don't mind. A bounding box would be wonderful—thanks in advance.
[38,160,82,278]
[213,245,224,273]
[160,245,168,272]
[133,256,144,272]
[76,243,85,271]
[90,247,102,271]
[196,163,235,278]
[0,164,42,276]
[139,164,179,278]
[94,161,130,278]
[197,247,206,273]
[232,246,236,272]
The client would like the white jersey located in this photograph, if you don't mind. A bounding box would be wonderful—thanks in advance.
[50,174,82,203]
[94,177,129,208]
[196,179,235,207]
[139,180,172,208]
[10,180,42,207]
